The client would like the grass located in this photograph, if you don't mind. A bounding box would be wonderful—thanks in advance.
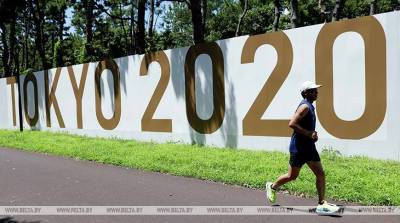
[0,129,399,205]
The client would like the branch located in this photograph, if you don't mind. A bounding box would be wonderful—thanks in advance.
[235,0,248,36]
[272,0,281,32]
[156,0,190,8]
[94,2,133,22]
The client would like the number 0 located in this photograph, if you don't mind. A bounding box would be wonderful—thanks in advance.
[315,16,386,139]
[184,42,225,134]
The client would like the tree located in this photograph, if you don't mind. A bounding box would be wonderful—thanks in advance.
[96,0,134,55]
[235,0,249,36]
[370,0,378,14]
[28,0,51,70]
[290,0,300,28]
[273,0,282,31]
[158,0,207,44]
[161,2,193,47]
[3,0,400,76]
[135,0,146,54]
[148,0,155,38]
[0,0,24,76]
[332,0,346,21]
[83,0,95,60]
[47,0,69,67]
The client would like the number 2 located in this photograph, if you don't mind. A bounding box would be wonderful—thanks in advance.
[140,51,172,132]
[241,32,294,136]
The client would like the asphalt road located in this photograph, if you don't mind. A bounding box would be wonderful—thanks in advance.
[0,148,397,223]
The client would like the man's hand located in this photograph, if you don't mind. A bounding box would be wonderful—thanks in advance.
[289,104,319,142]
[310,131,318,142]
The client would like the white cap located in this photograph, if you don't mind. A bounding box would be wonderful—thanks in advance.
[300,81,322,92]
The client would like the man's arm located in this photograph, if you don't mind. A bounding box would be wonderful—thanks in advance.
[288,104,318,141]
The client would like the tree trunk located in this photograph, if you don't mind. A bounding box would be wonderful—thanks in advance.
[29,0,50,70]
[135,0,146,54]
[51,33,55,61]
[8,17,16,75]
[118,2,129,55]
[370,0,377,15]
[290,0,300,28]
[0,22,11,76]
[189,0,205,44]
[148,0,155,38]
[23,10,29,69]
[58,6,65,41]
[14,45,20,75]
[318,0,327,22]
[202,0,207,35]
[129,0,135,54]
[332,0,345,22]
[83,0,95,60]
[0,16,17,77]
[235,0,248,36]
[272,0,281,32]
[55,4,66,66]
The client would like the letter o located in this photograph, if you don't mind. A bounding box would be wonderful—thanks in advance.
[184,42,225,134]
[315,16,386,139]
[23,73,39,127]
[95,59,121,130]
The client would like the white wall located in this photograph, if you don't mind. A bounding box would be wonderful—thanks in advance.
[1,11,399,161]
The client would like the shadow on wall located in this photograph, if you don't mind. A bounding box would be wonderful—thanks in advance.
[169,38,239,148]
[35,71,45,131]
[169,46,208,145]
[19,41,240,148]
[219,38,238,148]
[0,216,41,223]
[116,57,129,96]
[95,61,116,114]
[95,59,123,128]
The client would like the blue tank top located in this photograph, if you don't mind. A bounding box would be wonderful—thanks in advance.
[289,99,317,153]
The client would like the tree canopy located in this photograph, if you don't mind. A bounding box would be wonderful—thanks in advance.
[0,0,399,77]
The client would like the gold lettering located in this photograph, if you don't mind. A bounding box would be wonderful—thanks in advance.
[184,42,225,134]
[44,68,65,128]
[23,72,39,127]
[315,16,386,139]
[241,32,293,136]
[140,51,172,132]
[95,59,121,130]
[6,77,17,126]
[67,64,89,129]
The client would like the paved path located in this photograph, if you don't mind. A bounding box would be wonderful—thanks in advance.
[0,148,397,223]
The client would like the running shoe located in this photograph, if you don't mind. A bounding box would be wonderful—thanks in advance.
[316,201,341,215]
[265,182,276,204]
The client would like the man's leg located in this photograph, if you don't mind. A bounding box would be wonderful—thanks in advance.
[308,161,341,215]
[266,165,301,203]
[307,161,325,203]
[272,165,301,189]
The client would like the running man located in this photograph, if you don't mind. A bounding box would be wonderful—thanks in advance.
[266,81,340,215]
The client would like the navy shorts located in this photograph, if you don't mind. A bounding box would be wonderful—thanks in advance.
[289,150,321,167]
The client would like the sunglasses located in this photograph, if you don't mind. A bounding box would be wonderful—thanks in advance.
[307,89,318,93]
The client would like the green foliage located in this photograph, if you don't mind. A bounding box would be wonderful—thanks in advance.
[52,39,62,67]
[1,0,400,76]
[240,2,274,35]
[162,2,194,48]
[21,68,34,76]
[343,0,371,18]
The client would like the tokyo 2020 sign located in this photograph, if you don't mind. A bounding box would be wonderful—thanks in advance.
[1,12,399,161]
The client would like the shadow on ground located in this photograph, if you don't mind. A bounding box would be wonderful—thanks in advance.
[0,216,40,223]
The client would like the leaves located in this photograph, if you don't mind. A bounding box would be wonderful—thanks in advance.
[1,0,400,76]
